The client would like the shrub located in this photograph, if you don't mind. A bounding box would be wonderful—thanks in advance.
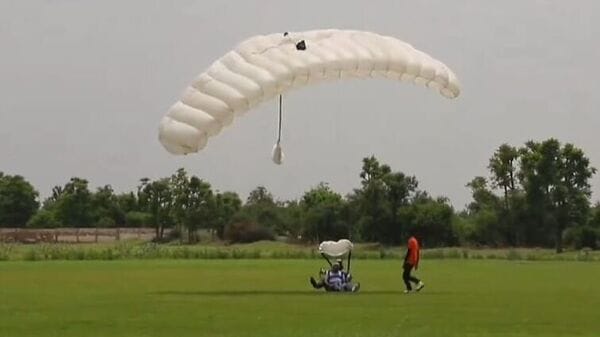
[223,222,275,243]
[487,253,498,259]
[96,217,116,227]
[23,248,39,261]
[564,226,599,250]
[0,244,13,260]
[26,210,61,228]
[507,249,522,261]
[446,248,461,259]
[125,212,152,227]
[578,247,592,261]
[422,249,445,259]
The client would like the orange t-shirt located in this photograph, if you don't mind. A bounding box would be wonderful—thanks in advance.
[407,236,420,267]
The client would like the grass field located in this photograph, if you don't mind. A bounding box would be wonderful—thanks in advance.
[1,259,599,337]
[2,241,599,261]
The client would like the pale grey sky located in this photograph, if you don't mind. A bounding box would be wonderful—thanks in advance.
[1,0,599,209]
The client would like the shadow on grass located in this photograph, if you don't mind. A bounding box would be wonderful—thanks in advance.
[151,290,443,296]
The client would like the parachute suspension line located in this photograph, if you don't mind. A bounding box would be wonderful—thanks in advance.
[277,94,283,144]
[271,95,285,164]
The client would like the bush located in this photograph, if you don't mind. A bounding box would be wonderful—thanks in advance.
[125,212,152,227]
[26,210,61,228]
[421,249,445,259]
[564,226,599,250]
[223,222,275,243]
[445,248,461,259]
[0,244,13,261]
[507,249,522,260]
[96,217,115,227]
[578,247,592,261]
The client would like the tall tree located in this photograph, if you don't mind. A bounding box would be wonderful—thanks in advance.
[352,156,419,244]
[398,195,456,247]
[590,203,600,228]
[464,177,504,245]
[518,139,596,252]
[91,185,125,226]
[488,144,519,209]
[299,183,348,242]
[246,186,274,206]
[170,168,215,243]
[354,156,392,242]
[465,177,501,214]
[138,177,173,240]
[213,191,242,238]
[0,173,39,227]
[237,186,284,234]
[49,177,94,227]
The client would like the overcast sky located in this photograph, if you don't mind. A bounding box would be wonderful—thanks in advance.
[1,0,599,209]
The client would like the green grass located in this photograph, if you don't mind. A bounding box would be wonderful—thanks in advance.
[2,241,599,261]
[1,259,599,337]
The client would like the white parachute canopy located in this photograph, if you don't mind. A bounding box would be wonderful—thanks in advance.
[319,239,354,257]
[159,29,461,156]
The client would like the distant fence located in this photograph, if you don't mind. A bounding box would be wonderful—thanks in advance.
[0,228,166,244]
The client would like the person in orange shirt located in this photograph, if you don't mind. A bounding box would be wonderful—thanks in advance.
[403,231,425,293]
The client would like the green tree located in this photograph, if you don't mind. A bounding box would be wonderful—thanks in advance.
[213,191,242,239]
[0,173,39,227]
[518,139,596,252]
[279,200,304,239]
[26,209,61,228]
[590,203,600,228]
[115,191,150,228]
[170,168,215,243]
[384,172,418,240]
[351,156,419,244]
[464,177,504,245]
[91,185,125,226]
[488,144,518,210]
[398,196,456,247]
[466,177,501,214]
[353,156,393,242]
[246,186,274,205]
[236,186,285,234]
[47,177,94,227]
[138,177,174,240]
[116,192,138,214]
[299,183,348,242]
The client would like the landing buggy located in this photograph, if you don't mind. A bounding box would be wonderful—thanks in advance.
[309,239,360,292]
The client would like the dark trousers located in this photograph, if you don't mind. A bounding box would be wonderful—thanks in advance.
[402,262,420,290]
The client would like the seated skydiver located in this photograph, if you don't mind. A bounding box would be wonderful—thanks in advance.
[310,259,360,292]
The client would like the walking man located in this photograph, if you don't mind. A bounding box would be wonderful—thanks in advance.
[403,231,425,293]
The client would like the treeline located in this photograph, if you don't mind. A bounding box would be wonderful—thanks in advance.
[460,139,598,251]
[1,138,598,250]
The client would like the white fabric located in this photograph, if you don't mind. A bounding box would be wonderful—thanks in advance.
[319,239,354,257]
[271,143,284,165]
[159,29,461,155]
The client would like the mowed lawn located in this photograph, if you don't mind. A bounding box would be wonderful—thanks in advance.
[1,259,599,337]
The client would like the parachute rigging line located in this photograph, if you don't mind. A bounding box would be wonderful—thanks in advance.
[277,94,283,145]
